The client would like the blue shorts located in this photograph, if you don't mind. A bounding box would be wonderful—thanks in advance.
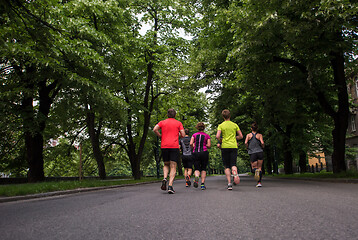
[162,148,180,163]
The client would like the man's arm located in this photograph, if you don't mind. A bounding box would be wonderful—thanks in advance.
[216,130,222,143]
[236,130,243,141]
[179,129,185,138]
[153,124,161,138]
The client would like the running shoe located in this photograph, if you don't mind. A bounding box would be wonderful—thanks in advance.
[254,169,260,181]
[227,183,233,190]
[185,176,191,187]
[256,182,262,188]
[161,178,167,191]
[194,177,199,188]
[168,186,175,194]
[201,183,206,190]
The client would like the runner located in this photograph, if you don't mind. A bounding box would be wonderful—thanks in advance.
[190,122,211,190]
[245,122,265,187]
[153,108,185,194]
[216,109,243,190]
[179,129,194,187]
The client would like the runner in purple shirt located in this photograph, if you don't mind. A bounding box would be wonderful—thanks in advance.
[190,122,211,190]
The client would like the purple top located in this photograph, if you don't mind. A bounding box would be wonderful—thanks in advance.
[192,132,211,152]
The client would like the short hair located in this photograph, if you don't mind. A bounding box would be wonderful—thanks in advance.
[196,122,205,131]
[251,122,258,131]
[222,109,231,120]
[167,108,176,118]
[185,129,189,135]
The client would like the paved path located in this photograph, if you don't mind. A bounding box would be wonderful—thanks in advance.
[1,175,358,240]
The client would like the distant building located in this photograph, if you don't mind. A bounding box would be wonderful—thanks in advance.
[308,152,326,171]
[346,74,358,170]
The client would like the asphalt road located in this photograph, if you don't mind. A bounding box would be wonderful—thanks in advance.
[1,175,357,240]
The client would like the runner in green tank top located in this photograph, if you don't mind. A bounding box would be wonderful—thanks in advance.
[216,109,243,190]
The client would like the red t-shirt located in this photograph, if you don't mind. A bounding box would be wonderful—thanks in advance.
[158,118,184,148]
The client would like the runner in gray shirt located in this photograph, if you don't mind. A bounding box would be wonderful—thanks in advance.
[245,122,265,187]
[180,129,194,187]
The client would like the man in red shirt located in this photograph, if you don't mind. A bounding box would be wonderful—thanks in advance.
[153,109,185,194]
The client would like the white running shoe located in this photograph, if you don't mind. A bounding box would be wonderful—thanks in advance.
[256,182,262,187]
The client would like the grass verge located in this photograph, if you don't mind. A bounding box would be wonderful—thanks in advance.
[266,170,358,179]
[0,177,161,197]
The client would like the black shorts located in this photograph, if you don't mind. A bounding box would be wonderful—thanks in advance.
[249,152,264,162]
[193,151,209,172]
[182,155,194,169]
[162,148,180,163]
[221,148,237,169]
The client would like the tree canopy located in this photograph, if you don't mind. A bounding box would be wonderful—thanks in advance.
[1,0,357,181]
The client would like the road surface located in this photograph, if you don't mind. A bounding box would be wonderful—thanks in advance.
[1,175,357,239]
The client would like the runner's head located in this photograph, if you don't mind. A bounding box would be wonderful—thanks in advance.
[196,122,205,131]
[222,109,231,120]
[251,122,258,131]
[167,108,176,118]
[185,129,189,135]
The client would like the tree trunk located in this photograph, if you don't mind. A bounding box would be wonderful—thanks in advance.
[273,44,349,174]
[25,131,45,182]
[331,117,347,173]
[265,145,273,175]
[283,125,293,174]
[128,141,141,179]
[86,111,106,179]
[283,139,293,174]
[299,150,307,173]
[21,73,59,182]
[330,50,348,173]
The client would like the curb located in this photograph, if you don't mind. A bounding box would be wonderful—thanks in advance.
[265,176,358,184]
[0,180,161,204]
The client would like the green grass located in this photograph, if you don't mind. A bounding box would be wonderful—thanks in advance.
[0,177,161,197]
[267,170,358,179]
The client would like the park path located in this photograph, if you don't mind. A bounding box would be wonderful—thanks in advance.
[1,175,358,240]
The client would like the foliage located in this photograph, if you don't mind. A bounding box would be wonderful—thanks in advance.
[0,177,160,197]
[1,0,357,179]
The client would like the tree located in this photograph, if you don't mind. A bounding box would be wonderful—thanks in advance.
[0,0,127,181]
[114,0,196,179]
[1,0,67,181]
[227,0,357,173]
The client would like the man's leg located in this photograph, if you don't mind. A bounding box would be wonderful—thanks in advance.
[161,162,170,190]
[168,161,177,186]
[231,165,240,185]
[225,168,231,183]
[163,162,170,180]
